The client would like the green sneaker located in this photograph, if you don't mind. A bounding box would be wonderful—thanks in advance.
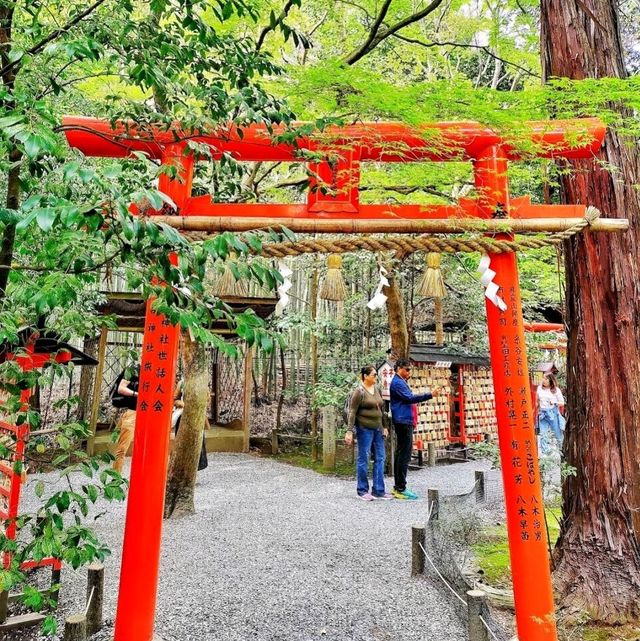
[393,490,420,501]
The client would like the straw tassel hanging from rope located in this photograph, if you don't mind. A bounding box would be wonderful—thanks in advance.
[319,254,348,301]
[213,252,248,297]
[417,253,447,346]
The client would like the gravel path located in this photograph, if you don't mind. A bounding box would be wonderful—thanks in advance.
[16,454,500,641]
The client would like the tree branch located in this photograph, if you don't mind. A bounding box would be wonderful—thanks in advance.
[392,33,540,78]
[35,71,124,101]
[269,176,457,201]
[360,184,455,201]
[335,0,373,19]
[0,0,110,79]
[255,0,300,51]
[345,0,445,65]
[11,248,122,275]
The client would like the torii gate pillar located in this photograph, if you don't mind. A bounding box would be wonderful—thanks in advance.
[113,146,192,641]
[476,146,557,641]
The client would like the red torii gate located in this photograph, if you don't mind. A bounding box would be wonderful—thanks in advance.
[63,115,613,641]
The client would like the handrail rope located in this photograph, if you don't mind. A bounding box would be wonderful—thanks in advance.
[84,586,95,617]
[420,535,504,641]
[431,476,482,504]
[182,206,601,257]
[479,615,502,641]
[418,541,468,607]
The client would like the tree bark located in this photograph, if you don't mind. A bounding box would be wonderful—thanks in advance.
[541,0,640,623]
[275,346,286,433]
[164,331,209,519]
[384,259,409,359]
[77,336,98,421]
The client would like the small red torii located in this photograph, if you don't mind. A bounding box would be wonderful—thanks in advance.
[62,116,613,641]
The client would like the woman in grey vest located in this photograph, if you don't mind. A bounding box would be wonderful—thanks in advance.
[345,365,392,501]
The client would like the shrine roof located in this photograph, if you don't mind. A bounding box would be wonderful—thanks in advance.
[409,344,490,366]
[98,292,277,334]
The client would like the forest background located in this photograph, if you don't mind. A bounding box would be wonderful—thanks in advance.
[1,0,640,637]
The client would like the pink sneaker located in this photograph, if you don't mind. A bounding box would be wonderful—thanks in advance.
[374,493,394,500]
[359,493,375,501]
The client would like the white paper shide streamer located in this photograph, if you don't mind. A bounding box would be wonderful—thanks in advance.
[275,261,293,315]
[367,266,390,310]
[477,255,507,312]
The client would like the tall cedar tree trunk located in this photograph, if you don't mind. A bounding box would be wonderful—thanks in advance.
[164,332,209,518]
[541,0,640,622]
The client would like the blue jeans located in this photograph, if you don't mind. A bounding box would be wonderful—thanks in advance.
[355,426,386,497]
[538,406,565,452]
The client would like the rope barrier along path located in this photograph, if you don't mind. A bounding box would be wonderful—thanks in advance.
[184,207,603,257]
[479,615,501,641]
[418,541,468,607]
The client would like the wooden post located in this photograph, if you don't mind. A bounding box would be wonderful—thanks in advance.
[64,614,87,641]
[271,428,279,455]
[467,590,490,641]
[475,470,487,503]
[322,406,336,469]
[427,442,437,467]
[86,563,104,636]
[242,346,254,453]
[0,590,7,623]
[427,489,440,522]
[309,266,319,461]
[87,327,108,456]
[476,146,557,641]
[411,524,426,576]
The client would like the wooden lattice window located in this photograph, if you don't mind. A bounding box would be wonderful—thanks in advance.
[212,348,245,426]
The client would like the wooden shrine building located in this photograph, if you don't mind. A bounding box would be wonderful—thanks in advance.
[86,293,276,456]
[408,345,497,448]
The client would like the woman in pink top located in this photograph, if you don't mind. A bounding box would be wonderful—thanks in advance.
[536,374,565,452]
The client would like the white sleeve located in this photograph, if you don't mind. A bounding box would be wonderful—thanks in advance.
[555,388,565,405]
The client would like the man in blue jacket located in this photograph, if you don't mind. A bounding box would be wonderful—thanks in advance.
[390,358,440,500]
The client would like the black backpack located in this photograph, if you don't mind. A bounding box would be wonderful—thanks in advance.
[110,372,127,408]
[110,370,138,409]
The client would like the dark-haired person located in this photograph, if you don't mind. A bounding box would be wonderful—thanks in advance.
[536,373,565,452]
[344,365,392,501]
[389,358,440,500]
[112,366,140,474]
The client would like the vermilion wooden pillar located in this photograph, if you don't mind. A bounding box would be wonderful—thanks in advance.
[475,146,558,641]
[114,146,193,641]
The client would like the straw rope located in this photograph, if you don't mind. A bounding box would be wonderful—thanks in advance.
[184,206,600,257]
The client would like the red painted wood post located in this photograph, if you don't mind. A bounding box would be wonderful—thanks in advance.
[113,146,193,641]
[475,146,558,641]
